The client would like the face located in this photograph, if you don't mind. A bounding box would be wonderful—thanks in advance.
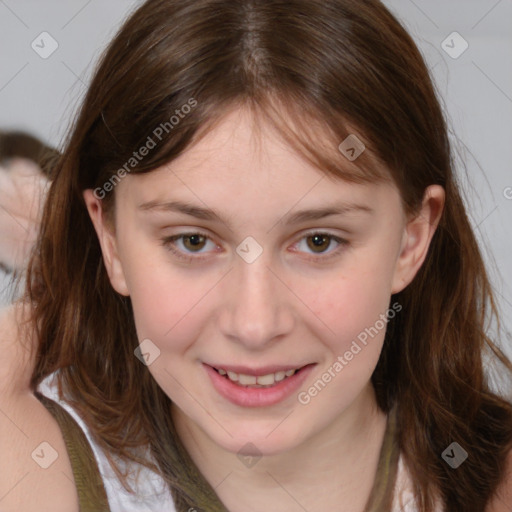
[85,106,443,457]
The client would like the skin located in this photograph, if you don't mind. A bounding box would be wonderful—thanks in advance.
[84,105,445,511]
[0,304,79,512]
[0,159,48,271]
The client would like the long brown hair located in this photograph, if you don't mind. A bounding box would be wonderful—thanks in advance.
[26,0,512,510]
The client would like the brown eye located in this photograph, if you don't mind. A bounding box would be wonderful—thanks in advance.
[306,234,333,253]
[161,231,217,262]
[292,231,349,262]
[182,234,207,252]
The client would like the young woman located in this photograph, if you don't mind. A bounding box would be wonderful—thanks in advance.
[1,0,511,511]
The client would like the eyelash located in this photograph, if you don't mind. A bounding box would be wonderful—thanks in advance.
[161,230,349,263]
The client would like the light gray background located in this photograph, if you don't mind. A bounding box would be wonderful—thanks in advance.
[0,1,511,359]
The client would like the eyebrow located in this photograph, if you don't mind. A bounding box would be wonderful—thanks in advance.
[138,199,374,226]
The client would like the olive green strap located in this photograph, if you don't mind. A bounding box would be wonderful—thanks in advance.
[35,392,111,512]
[35,388,399,512]
[363,403,400,512]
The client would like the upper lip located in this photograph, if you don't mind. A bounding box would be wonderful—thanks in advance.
[205,363,313,376]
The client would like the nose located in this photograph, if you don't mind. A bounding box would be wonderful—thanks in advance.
[218,254,295,351]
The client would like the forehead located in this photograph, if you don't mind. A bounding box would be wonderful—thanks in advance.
[160,107,315,181]
[116,107,401,219]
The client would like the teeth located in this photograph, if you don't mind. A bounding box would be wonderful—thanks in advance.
[215,367,299,387]
[274,371,286,382]
[256,373,275,385]
[238,374,257,385]
[227,371,238,381]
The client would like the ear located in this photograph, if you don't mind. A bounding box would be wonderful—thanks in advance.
[83,189,130,296]
[391,185,445,294]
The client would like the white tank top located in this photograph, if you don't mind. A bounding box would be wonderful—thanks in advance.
[37,371,177,512]
[37,371,428,512]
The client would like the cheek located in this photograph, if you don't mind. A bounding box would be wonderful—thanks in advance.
[125,261,217,400]
[293,264,395,416]
[302,250,397,352]
[129,272,204,342]
[120,242,222,353]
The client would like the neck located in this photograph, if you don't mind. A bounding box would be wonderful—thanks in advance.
[172,383,389,512]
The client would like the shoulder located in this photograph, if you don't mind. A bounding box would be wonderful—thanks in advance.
[0,393,80,512]
[486,447,512,512]
[0,304,79,512]
[0,306,175,511]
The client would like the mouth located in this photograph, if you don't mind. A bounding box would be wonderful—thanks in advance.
[211,366,304,388]
[204,363,316,407]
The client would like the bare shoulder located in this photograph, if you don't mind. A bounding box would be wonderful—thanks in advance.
[0,304,79,511]
[486,447,512,512]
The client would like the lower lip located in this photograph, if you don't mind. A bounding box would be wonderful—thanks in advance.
[204,363,316,407]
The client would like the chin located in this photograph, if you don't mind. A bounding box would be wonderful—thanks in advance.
[209,420,307,458]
